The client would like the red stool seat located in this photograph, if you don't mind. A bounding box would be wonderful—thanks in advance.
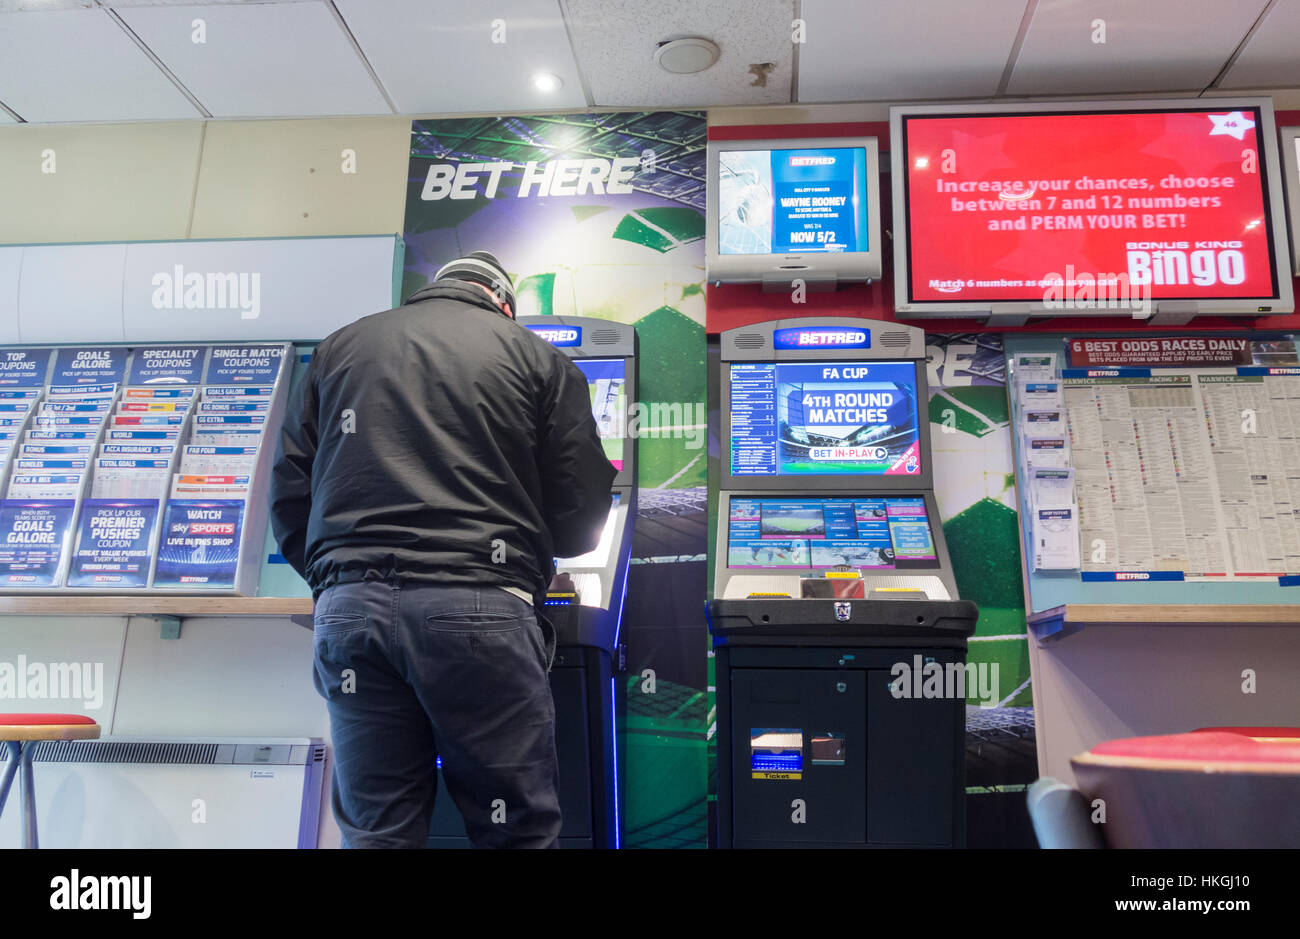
[1072,731,1300,848]
[0,714,100,742]
[1194,726,1300,741]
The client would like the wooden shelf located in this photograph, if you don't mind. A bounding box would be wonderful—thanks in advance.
[0,595,314,636]
[0,596,312,616]
[1028,603,1300,643]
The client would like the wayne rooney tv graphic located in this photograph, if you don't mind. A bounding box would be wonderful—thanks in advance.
[730,361,921,476]
[718,147,869,256]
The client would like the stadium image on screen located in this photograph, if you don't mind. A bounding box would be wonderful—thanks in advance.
[574,359,626,470]
[759,503,826,537]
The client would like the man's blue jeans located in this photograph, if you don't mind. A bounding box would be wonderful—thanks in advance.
[312,579,561,848]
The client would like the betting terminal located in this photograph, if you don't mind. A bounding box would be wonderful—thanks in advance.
[429,316,636,848]
[708,317,978,848]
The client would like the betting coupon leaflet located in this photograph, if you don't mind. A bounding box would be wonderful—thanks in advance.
[153,500,245,589]
[0,499,78,586]
[67,499,160,588]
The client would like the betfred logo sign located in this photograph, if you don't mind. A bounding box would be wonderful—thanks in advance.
[526,325,582,347]
[772,327,871,350]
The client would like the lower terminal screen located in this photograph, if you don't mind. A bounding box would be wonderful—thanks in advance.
[557,492,620,570]
[727,495,938,570]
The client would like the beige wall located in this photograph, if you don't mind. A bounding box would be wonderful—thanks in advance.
[4,90,1298,246]
[0,116,411,245]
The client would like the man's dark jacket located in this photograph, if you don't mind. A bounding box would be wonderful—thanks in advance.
[269,280,616,598]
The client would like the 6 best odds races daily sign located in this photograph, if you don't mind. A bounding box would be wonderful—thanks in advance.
[903,108,1279,302]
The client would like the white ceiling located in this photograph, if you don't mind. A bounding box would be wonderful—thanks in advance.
[0,0,1297,123]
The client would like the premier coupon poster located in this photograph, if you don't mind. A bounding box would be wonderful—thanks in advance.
[67,499,160,587]
[902,107,1281,302]
[717,147,869,255]
[153,499,244,588]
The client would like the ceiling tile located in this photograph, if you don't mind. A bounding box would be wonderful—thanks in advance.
[799,0,1026,102]
[565,0,794,108]
[118,1,390,118]
[1008,0,1268,97]
[335,0,586,114]
[0,8,201,122]
[1220,0,1300,89]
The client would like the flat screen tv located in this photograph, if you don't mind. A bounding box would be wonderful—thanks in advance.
[707,137,881,286]
[1282,126,1300,276]
[891,98,1295,320]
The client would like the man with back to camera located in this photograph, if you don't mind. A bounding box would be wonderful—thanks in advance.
[269,251,616,849]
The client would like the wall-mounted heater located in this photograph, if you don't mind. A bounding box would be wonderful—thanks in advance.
[0,736,327,849]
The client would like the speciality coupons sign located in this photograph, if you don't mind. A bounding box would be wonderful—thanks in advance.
[128,346,206,385]
[901,107,1281,303]
[153,500,244,588]
[1068,336,1253,368]
[67,499,160,588]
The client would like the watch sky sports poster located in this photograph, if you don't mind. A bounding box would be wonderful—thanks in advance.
[404,112,709,849]
[717,146,870,255]
[729,360,921,477]
[902,107,1282,303]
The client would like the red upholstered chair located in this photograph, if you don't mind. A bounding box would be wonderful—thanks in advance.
[0,714,101,849]
[1070,729,1300,848]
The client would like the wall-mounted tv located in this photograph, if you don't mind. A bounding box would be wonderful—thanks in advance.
[1282,126,1300,276]
[891,98,1295,321]
[707,137,881,286]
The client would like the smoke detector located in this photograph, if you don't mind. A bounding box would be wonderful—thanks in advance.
[654,37,721,75]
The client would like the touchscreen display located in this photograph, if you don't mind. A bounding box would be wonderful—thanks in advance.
[573,359,626,471]
[726,496,938,570]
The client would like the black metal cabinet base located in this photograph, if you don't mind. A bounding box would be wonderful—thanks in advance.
[715,643,968,849]
[427,643,617,849]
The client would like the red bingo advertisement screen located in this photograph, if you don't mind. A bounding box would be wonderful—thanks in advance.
[900,106,1284,304]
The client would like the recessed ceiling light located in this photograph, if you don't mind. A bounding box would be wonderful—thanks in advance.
[654,37,721,75]
[532,72,562,93]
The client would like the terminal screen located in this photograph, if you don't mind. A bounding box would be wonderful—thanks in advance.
[729,360,921,477]
[726,496,939,570]
[717,147,870,256]
[558,493,621,569]
[574,359,626,471]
